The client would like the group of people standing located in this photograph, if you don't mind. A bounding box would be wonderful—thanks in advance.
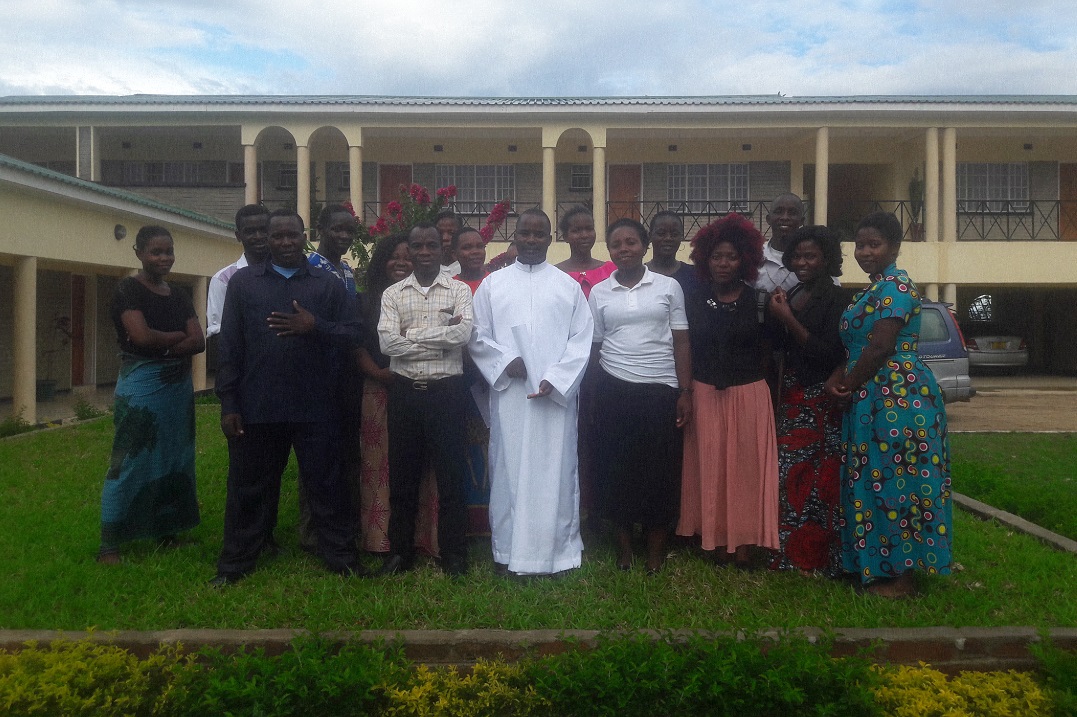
[97,192,952,599]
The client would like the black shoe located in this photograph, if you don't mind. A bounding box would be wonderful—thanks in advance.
[331,561,369,578]
[442,558,468,578]
[208,572,246,588]
[378,554,412,576]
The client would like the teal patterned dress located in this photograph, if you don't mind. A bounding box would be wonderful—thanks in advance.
[838,264,952,583]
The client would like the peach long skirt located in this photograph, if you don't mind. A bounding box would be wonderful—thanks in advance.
[676,378,780,553]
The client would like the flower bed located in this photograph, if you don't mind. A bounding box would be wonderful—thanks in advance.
[1,634,1072,716]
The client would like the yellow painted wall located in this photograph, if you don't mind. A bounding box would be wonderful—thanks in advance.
[0,185,236,278]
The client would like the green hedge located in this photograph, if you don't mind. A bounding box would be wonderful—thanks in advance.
[0,635,1068,717]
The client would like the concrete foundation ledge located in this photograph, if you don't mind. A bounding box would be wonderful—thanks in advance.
[953,491,1077,554]
[1,627,1074,673]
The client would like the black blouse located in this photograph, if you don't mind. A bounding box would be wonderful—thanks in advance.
[781,278,849,386]
[685,281,778,389]
[358,291,390,369]
[110,277,196,358]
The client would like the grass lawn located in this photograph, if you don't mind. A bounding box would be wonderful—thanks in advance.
[950,433,1077,540]
[1,407,1074,632]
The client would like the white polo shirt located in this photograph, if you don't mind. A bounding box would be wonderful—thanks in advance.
[588,267,688,388]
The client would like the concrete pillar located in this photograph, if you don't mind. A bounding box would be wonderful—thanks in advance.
[12,257,37,424]
[84,273,99,386]
[790,160,804,199]
[924,283,939,302]
[941,128,957,244]
[297,145,311,232]
[942,282,957,306]
[542,146,557,223]
[813,127,829,226]
[348,145,363,220]
[924,128,940,243]
[592,146,607,243]
[243,144,258,206]
[191,277,208,392]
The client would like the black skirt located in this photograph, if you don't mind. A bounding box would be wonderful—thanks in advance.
[593,370,683,528]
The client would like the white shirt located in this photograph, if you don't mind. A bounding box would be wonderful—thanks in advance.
[754,241,841,293]
[588,268,687,388]
[206,253,248,337]
[753,241,798,293]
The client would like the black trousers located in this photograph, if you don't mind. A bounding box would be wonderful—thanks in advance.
[386,376,470,565]
[217,421,357,575]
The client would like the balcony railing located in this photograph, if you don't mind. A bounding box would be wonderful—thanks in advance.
[349,198,1077,244]
[957,200,1077,241]
[601,200,806,242]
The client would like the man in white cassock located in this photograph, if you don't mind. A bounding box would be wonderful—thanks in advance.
[469,208,595,575]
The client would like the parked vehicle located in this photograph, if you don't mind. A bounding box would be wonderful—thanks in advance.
[917,302,974,403]
[966,325,1030,370]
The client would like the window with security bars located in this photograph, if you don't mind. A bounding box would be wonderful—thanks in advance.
[570,164,592,191]
[107,160,229,186]
[435,164,515,213]
[957,163,1029,213]
[667,164,749,213]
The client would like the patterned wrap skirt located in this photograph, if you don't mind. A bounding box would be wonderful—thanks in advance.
[100,355,199,548]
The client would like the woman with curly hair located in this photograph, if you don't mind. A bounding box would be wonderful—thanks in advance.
[676,214,780,569]
[767,226,847,575]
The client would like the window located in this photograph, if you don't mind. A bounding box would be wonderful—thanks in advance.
[570,164,592,192]
[957,163,1029,213]
[39,160,76,176]
[104,160,232,187]
[435,164,515,213]
[340,169,350,191]
[667,164,749,213]
[228,162,245,185]
[918,308,951,343]
[277,166,297,190]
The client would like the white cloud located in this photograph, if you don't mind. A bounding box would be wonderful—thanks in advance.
[1,0,1076,97]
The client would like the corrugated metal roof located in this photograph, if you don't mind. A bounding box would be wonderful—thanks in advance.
[3,94,1077,108]
[0,153,232,230]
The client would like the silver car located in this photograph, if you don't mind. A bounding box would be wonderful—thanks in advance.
[966,328,1030,370]
[917,302,974,403]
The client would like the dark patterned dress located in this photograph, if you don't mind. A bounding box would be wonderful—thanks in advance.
[771,280,846,574]
[100,278,200,548]
[838,264,952,583]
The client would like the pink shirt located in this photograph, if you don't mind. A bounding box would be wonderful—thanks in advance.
[563,260,616,298]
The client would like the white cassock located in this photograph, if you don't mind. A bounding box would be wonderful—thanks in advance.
[469,260,594,575]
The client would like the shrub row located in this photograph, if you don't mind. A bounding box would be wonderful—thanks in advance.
[1,634,1072,716]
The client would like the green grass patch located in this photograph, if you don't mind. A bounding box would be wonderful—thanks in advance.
[950,434,1077,540]
[1,409,1075,631]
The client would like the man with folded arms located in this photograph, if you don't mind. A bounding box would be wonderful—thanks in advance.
[377,223,474,577]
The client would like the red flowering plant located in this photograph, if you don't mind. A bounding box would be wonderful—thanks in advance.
[478,199,511,244]
[481,199,518,271]
[346,183,456,288]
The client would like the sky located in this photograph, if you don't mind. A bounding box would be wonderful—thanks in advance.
[1,0,1074,98]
